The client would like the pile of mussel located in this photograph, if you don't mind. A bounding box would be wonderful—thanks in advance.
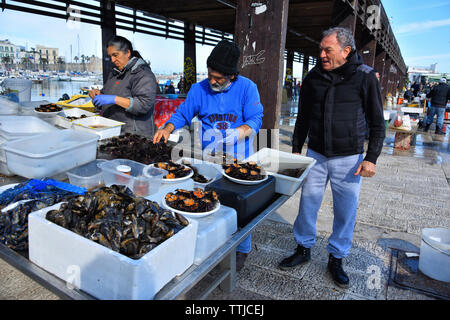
[165,188,219,213]
[153,161,192,180]
[0,181,79,251]
[46,185,189,259]
[222,159,266,181]
[98,133,172,164]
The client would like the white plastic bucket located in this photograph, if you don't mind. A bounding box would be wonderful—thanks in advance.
[418,228,450,282]
[2,78,32,102]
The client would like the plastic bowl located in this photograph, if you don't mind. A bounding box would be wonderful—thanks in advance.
[66,159,107,189]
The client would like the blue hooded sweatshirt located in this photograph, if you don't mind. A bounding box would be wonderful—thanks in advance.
[166,75,264,159]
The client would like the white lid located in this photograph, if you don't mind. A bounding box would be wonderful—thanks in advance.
[116,165,131,173]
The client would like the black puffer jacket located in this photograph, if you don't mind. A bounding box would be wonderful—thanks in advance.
[426,83,450,108]
[292,52,385,164]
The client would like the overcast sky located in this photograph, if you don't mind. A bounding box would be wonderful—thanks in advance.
[0,0,449,74]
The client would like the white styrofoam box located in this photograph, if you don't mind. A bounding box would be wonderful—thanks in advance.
[28,203,198,300]
[245,148,316,196]
[55,108,97,129]
[145,179,194,204]
[0,115,59,161]
[174,157,222,188]
[2,129,99,179]
[72,115,125,140]
[192,205,237,265]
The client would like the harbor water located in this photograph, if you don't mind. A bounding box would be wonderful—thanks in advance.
[31,80,99,103]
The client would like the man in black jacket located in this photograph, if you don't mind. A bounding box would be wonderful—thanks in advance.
[279,27,385,288]
[424,78,450,135]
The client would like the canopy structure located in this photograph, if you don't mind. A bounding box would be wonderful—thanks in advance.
[1,0,406,130]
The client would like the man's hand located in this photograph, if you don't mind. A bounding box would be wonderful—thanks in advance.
[354,160,376,177]
[153,123,174,144]
[93,94,116,107]
[88,89,101,99]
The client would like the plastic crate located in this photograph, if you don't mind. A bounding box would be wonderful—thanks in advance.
[2,129,99,179]
[245,148,316,196]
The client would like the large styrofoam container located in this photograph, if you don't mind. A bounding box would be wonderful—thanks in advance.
[174,157,223,188]
[0,115,59,162]
[245,148,316,196]
[98,159,166,197]
[55,108,97,129]
[192,205,237,265]
[2,129,99,179]
[72,115,125,140]
[28,203,198,300]
[418,228,450,282]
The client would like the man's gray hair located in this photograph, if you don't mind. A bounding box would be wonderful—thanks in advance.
[322,27,356,51]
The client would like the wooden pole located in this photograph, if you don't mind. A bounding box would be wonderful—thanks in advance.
[100,0,115,84]
[234,0,289,134]
[183,22,197,93]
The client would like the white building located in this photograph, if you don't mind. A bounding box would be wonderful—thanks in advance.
[407,63,439,83]
[0,39,16,62]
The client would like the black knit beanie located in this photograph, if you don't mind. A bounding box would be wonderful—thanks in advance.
[207,40,240,76]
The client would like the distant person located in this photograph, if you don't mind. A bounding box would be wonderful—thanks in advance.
[177,76,185,94]
[156,80,161,94]
[423,78,450,135]
[411,81,421,97]
[166,81,176,94]
[89,35,157,137]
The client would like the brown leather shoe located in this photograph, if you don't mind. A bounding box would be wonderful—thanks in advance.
[236,252,248,272]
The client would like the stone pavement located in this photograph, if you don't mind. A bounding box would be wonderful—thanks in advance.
[1,121,449,300]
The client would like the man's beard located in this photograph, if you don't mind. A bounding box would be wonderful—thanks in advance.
[209,79,231,92]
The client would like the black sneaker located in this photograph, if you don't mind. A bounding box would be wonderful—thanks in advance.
[278,245,311,271]
[327,254,349,288]
[236,252,248,272]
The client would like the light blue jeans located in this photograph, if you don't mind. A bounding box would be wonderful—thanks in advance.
[293,149,363,258]
[425,106,445,130]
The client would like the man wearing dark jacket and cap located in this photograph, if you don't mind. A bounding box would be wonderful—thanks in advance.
[424,78,450,135]
[278,27,385,288]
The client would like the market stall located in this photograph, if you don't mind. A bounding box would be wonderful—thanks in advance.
[0,109,315,300]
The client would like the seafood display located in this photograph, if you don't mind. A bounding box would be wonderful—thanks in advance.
[165,188,219,213]
[153,161,193,180]
[277,168,306,178]
[98,133,172,164]
[66,114,88,121]
[181,160,212,184]
[35,103,63,113]
[0,180,80,251]
[46,185,189,260]
[222,159,266,181]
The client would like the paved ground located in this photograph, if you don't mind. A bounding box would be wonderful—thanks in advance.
[1,107,449,300]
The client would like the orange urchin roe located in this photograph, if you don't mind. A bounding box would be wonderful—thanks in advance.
[225,168,231,174]
[233,163,240,168]
[194,189,205,198]
[250,170,258,176]
[239,168,248,174]
[183,198,195,206]
[166,194,178,202]
[166,173,175,179]
[248,161,257,166]
[157,162,167,169]
[178,195,186,200]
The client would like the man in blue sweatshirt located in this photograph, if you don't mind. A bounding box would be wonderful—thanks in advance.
[153,40,264,271]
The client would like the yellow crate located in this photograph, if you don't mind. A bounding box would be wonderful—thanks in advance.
[55,94,96,113]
